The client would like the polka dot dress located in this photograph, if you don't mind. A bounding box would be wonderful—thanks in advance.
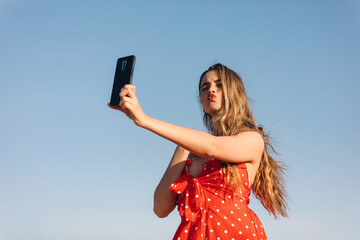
[169,159,267,240]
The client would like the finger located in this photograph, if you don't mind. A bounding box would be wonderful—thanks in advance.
[126,87,135,98]
[119,88,130,98]
[119,96,133,110]
[121,101,133,113]
[121,97,135,109]
[122,84,136,92]
[121,85,136,97]
[119,98,124,108]
[120,87,136,99]
[108,103,122,111]
[108,103,119,109]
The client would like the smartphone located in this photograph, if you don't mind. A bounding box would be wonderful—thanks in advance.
[109,55,136,106]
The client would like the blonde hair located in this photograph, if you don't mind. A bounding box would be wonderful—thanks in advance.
[198,63,288,218]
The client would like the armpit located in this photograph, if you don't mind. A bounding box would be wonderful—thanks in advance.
[188,152,198,159]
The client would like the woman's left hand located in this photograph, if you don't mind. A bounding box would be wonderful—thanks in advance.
[107,84,149,127]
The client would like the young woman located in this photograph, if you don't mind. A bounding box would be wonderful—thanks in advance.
[108,63,288,240]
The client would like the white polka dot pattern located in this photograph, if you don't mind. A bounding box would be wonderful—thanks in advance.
[169,159,267,240]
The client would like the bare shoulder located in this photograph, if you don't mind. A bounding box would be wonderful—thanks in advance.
[235,131,264,160]
[205,130,265,164]
[235,131,264,144]
[236,131,264,182]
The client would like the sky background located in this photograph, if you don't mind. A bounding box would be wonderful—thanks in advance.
[1,0,359,239]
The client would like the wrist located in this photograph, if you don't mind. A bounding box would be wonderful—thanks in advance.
[137,114,152,129]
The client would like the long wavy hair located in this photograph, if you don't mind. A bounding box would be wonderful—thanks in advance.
[198,63,288,218]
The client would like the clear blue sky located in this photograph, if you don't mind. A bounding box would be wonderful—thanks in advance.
[1,1,359,239]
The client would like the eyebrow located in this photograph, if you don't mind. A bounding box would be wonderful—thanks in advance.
[200,79,221,89]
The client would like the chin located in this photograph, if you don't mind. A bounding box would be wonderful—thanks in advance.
[204,108,221,117]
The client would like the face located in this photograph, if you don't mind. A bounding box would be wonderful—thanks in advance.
[199,70,223,116]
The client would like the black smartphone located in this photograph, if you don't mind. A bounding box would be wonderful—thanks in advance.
[109,55,136,106]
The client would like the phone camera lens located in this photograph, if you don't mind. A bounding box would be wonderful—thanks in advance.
[121,60,127,71]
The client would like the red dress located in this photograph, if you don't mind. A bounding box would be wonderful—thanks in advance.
[169,159,267,240]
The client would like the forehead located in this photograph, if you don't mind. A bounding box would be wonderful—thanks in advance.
[200,70,220,85]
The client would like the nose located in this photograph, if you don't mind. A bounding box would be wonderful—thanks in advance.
[208,87,216,93]
[208,84,217,93]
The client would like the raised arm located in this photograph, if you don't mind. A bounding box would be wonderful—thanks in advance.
[108,85,264,164]
[141,116,264,163]
[153,146,189,218]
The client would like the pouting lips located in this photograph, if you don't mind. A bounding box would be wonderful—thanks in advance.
[208,93,216,100]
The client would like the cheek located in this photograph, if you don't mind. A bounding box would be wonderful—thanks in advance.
[200,93,206,104]
[199,95,208,110]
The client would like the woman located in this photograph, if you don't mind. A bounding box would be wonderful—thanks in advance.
[108,63,288,240]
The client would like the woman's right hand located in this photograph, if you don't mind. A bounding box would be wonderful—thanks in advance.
[108,84,149,127]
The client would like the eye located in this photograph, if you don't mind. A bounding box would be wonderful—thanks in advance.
[200,85,209,92]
